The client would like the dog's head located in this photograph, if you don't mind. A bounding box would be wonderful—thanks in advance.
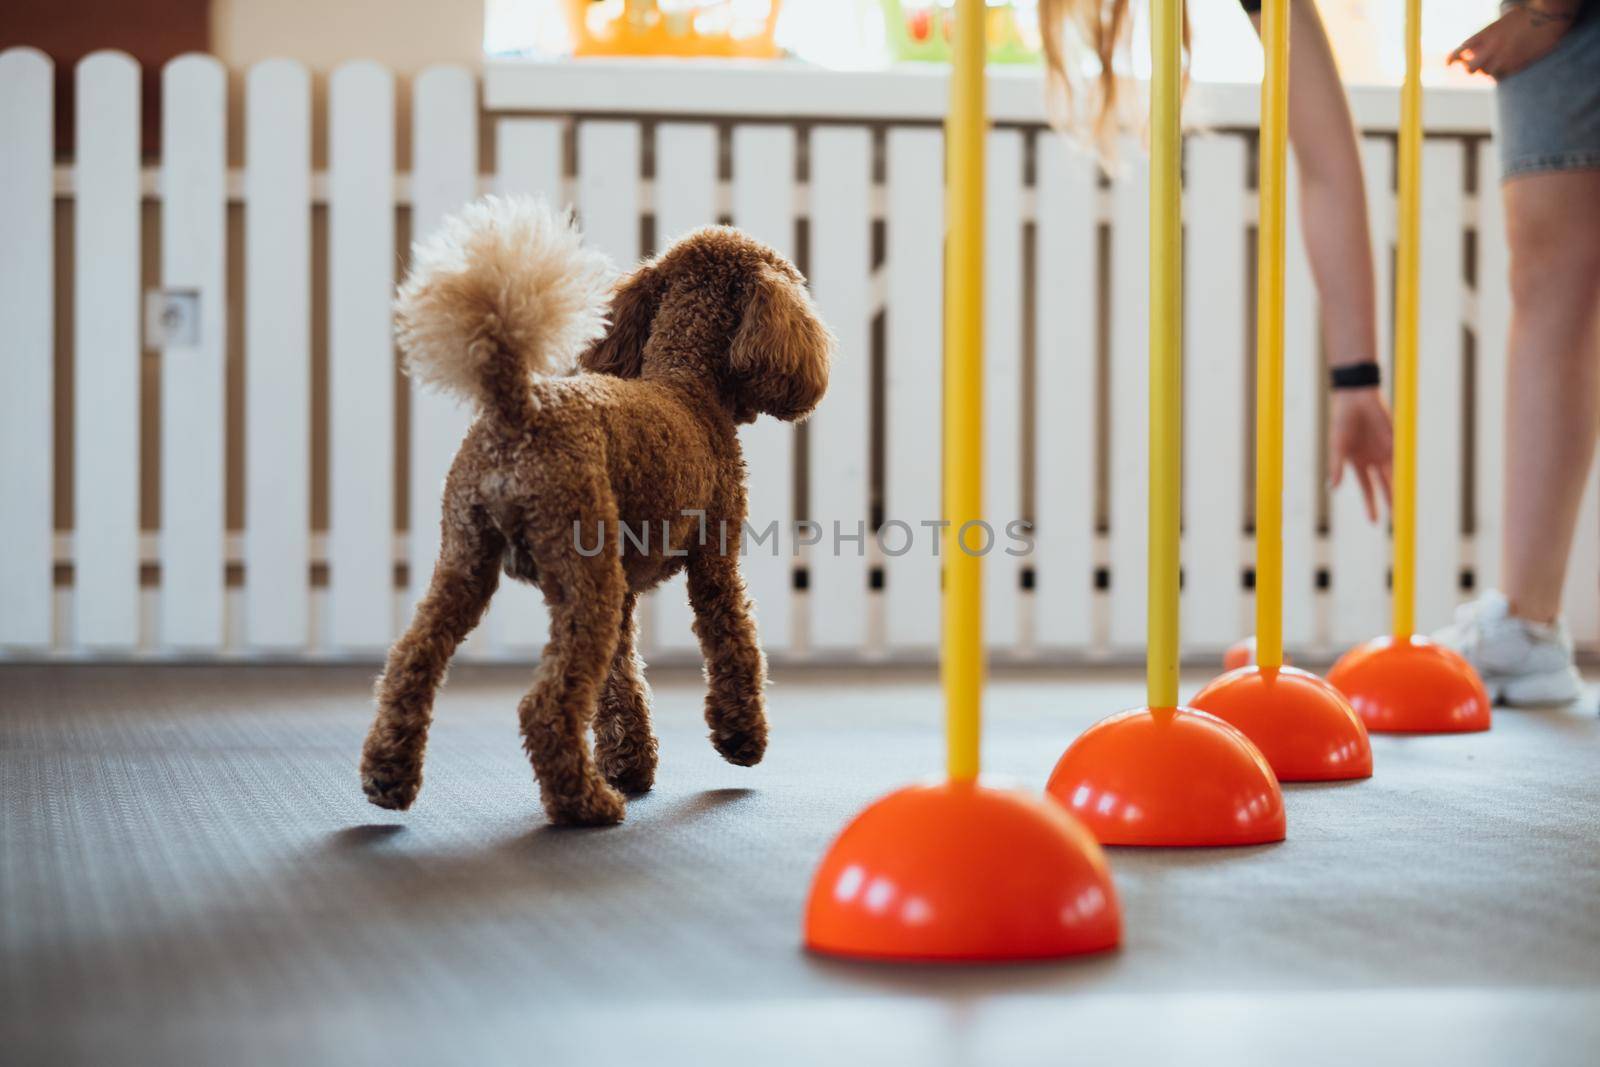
[580,227,833,424]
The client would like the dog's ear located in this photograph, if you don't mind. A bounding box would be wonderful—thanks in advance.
[580,264,661,378]
[725,263,834,422]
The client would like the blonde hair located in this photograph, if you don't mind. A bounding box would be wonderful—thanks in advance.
[1038,0,1192,162]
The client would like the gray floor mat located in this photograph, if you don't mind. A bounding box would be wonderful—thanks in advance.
[2,664,1597,1065]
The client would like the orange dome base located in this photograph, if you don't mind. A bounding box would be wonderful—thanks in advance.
[804,781,1121,961]
[1189,665,1373,781]
[1046,707,1286,847]
[1328,634,1491,733]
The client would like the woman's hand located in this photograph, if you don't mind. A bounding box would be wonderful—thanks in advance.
[1449,2,1577,80]
[1329,389,1394,523]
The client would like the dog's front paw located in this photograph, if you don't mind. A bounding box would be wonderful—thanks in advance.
[544,777,627,827]
[709,715,767,767]
[361,758,422,811]
[361,726,426,810]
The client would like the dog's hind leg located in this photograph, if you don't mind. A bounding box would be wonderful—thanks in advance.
[518,547,630,826]
[594,592,659,795]
[361,515,502,811]
[686,551,768,767]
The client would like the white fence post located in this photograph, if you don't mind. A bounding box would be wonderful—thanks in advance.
[806,125,873,654]
[73,51,143,650]
[327,61,397,652]
[1034,132,1098,653]
[244,58,312,652]
[0,48,54,649]
[576,121,640,265]
[983,128,1024,652]
[1107,143,1150,652]
[1181,135,1248,654]
[1415,140,1467,633]
[159,54,228,650]
[1474,140,1508,600]
[882,127,944,654]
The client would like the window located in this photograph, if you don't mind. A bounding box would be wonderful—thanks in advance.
[484,0,1499,87]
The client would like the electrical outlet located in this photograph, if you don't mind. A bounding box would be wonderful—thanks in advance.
[145,289,202,349]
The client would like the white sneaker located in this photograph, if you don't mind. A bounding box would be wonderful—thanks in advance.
[1434,591,1583,706]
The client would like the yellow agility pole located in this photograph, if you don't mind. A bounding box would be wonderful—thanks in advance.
[1188,0,1372,781]
[1324,0,1490,732]
[1254,0,1288,671]
[1047,0,1286,843]
[942,0,985,782]
[1391,0,1422,640]
[1146,0,1183,710]
[803,0,1122,961]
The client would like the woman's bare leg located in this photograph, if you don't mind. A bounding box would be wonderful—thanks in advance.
[1500,169,1600,623]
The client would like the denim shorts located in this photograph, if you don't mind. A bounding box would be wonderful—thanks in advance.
[1496,5,1600,179]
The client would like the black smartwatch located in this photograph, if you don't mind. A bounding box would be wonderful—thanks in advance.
[1330,361,1381,390]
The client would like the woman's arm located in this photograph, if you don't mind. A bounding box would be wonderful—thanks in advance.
[1250,0,1394,519]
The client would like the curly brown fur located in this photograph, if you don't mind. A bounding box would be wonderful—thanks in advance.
[594,593,660,794]
[362,495,502,810]
[688,551,769,765]
[361,197,834,826]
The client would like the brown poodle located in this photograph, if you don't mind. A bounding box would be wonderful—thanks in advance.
[360,196,834,826]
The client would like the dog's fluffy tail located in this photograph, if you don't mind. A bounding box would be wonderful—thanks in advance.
[395,195,614,426]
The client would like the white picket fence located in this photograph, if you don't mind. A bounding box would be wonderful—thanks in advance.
[1,48,1595,663]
